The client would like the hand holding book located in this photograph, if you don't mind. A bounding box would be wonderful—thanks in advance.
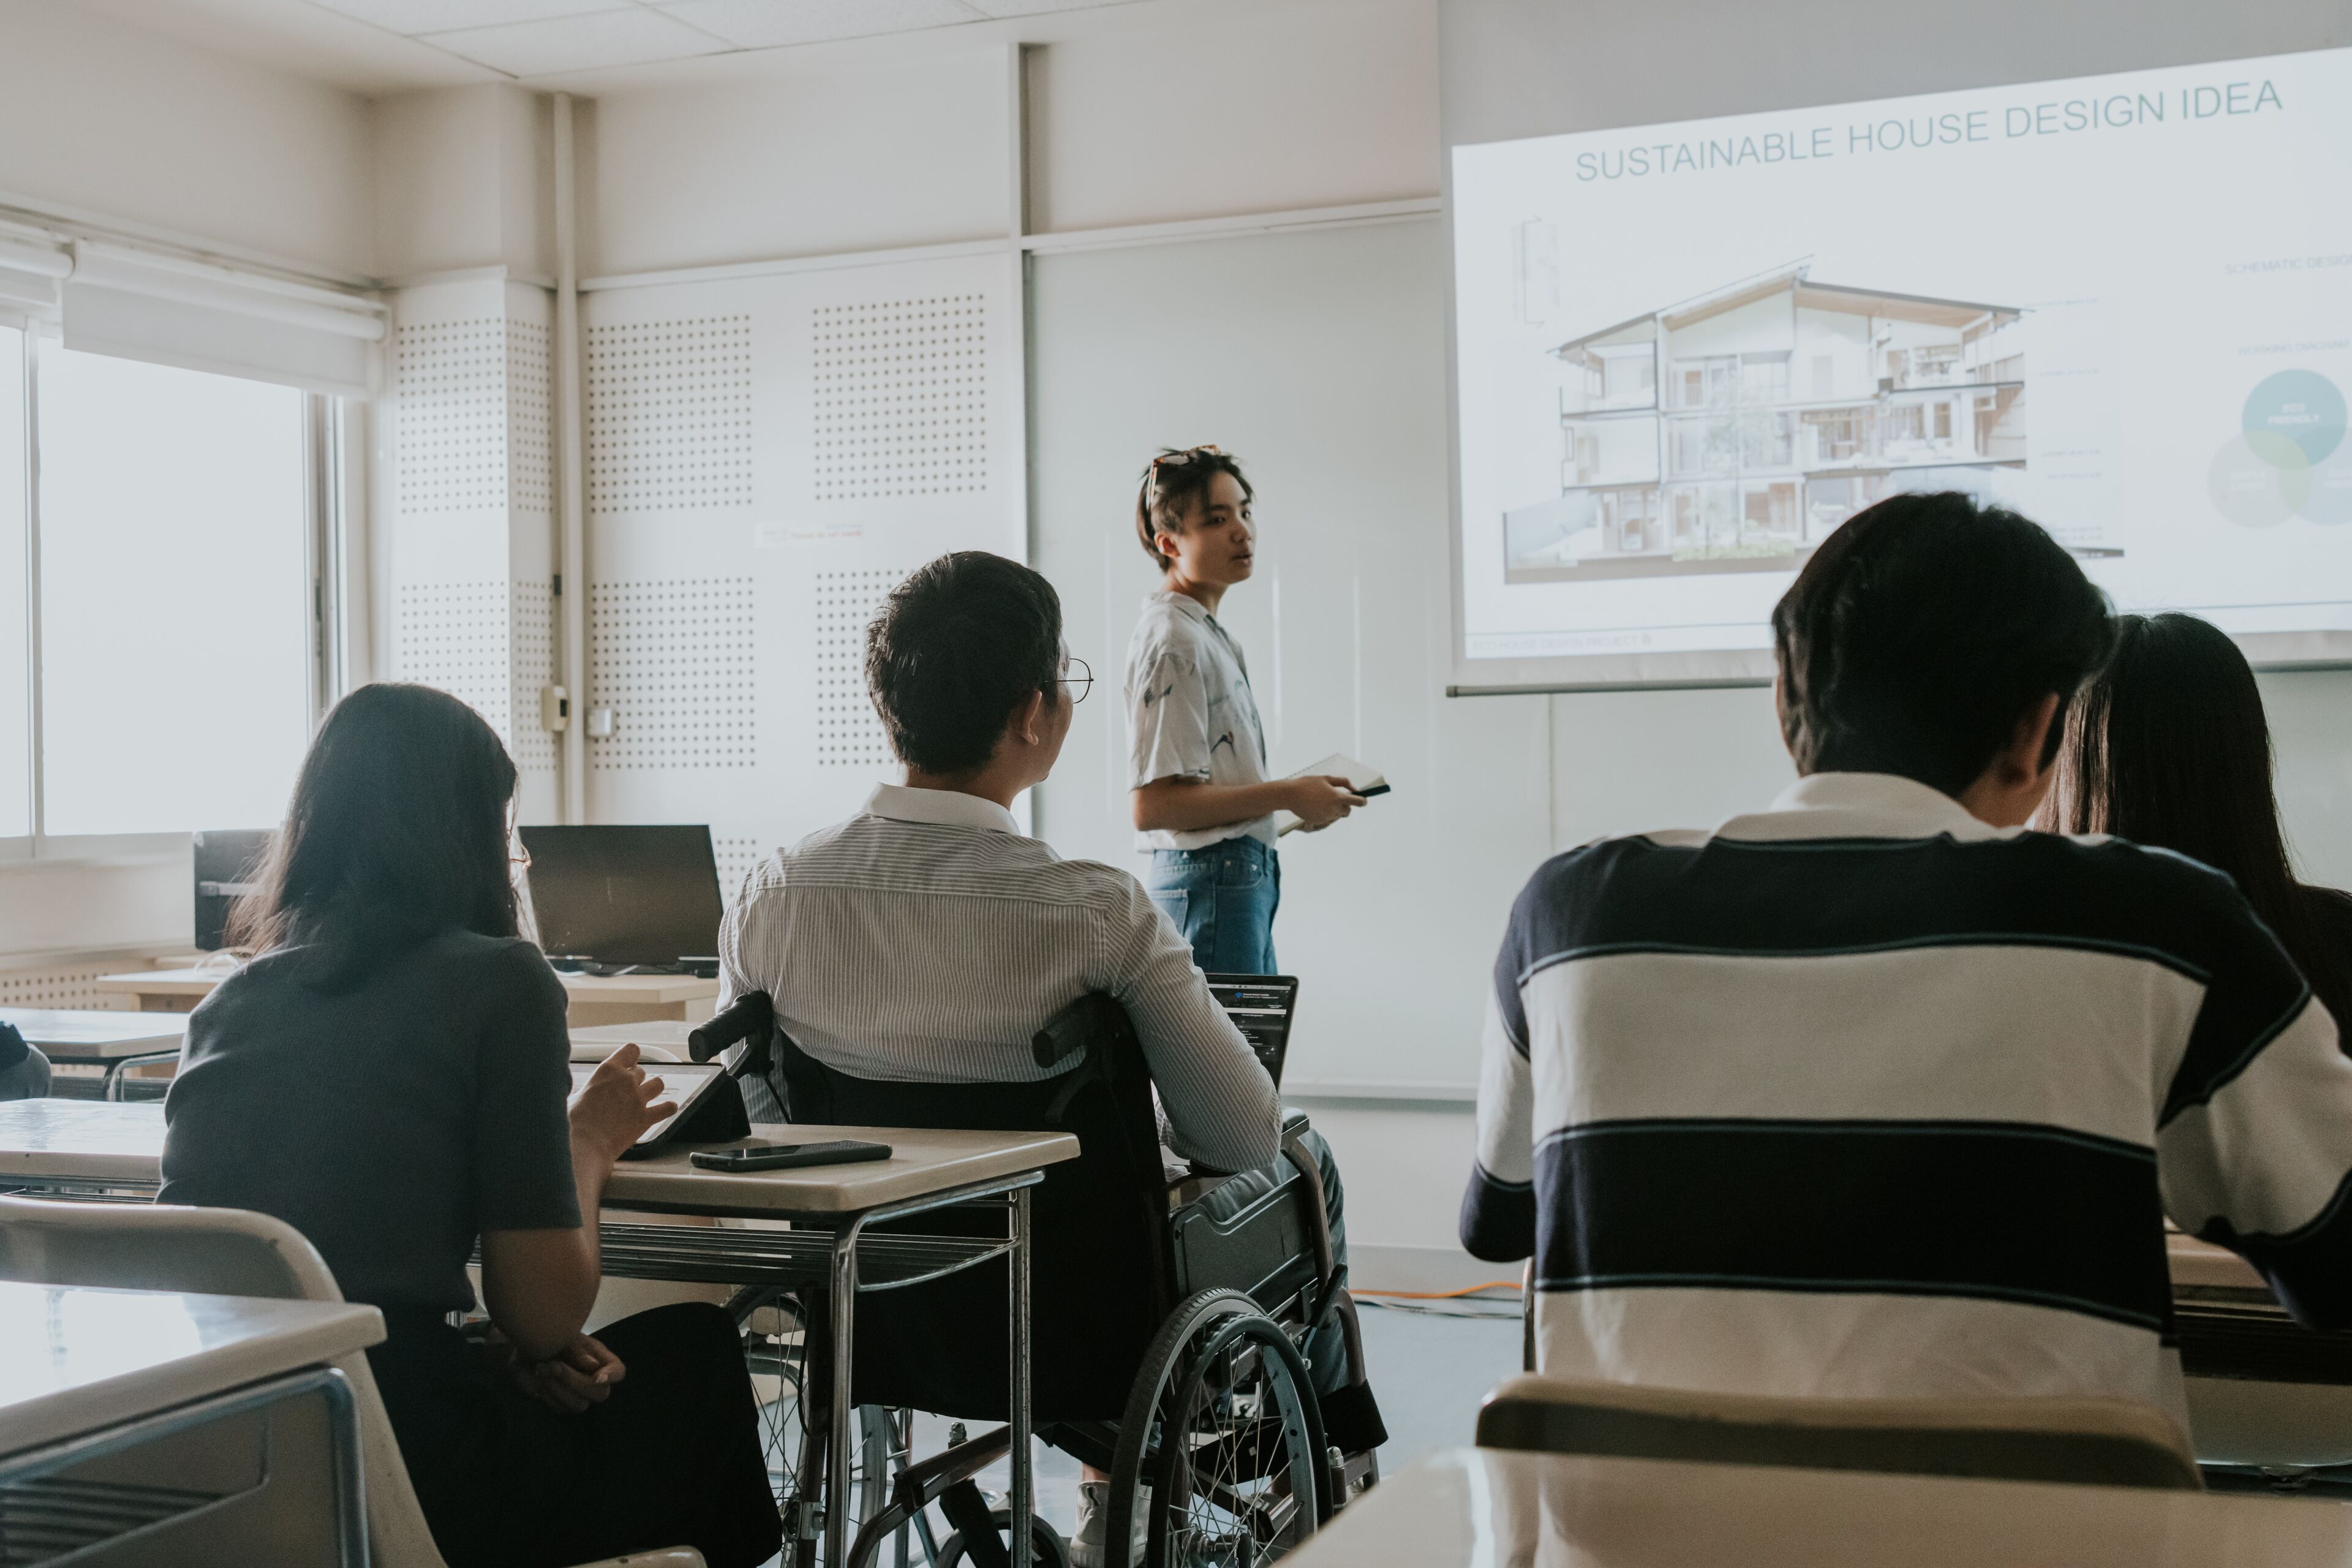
[1274,754,1389,836]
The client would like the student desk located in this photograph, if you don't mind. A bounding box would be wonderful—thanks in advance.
[0,1279,380,1564]
[0,1007,185,1099]
[0,1098,1076,1568]
[1284,1444,2352,1567]
[94,965,721,1027]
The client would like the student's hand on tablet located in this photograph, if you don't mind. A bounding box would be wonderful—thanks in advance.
[1284,775,1368,831]
[568,1042,675,1164]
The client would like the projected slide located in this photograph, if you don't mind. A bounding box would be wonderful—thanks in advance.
[1453,48,2352,684]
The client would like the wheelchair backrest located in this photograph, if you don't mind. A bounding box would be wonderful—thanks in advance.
[745,992,1182,1420]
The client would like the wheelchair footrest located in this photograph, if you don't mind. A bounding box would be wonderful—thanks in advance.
[1320,1381,1389,1457]
[889,1423,1012,1515]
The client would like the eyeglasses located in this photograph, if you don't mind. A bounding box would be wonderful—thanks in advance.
[1144,445,1223,502]
[1058,655,1093,704]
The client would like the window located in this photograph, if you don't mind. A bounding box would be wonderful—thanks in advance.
[34,345,312,836]
[0,338,326,848]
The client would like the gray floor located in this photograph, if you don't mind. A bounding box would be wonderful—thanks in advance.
[892,1296,1523,1555]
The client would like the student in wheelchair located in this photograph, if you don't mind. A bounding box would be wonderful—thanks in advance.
[716,552,1384,1566]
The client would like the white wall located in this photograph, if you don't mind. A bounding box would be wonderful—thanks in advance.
[579,50,1009,277]
[373,85,552,281]
[1025,0,1438,233]
[0,0,374,277]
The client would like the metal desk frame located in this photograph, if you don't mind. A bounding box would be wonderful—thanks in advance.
[2,1166,1044,1568]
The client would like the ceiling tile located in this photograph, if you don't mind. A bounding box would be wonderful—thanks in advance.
[654,0,984,50]
[418,7,731,75]
[960,0,1129,13]
[306,0,632,36]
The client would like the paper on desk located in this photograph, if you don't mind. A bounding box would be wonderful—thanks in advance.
[1273,753,1386,836]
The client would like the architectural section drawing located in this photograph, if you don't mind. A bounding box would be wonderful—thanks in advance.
[1504,261,2027,581]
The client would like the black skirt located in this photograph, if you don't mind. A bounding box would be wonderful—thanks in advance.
[367,1302,780,1568]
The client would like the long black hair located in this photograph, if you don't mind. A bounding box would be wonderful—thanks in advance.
[228,683,521,990]
[2045,612,2351,1028]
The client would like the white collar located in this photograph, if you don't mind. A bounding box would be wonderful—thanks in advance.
[861,783,1022,837]
[1147,589,1213,625]
[1714,771,2011,843]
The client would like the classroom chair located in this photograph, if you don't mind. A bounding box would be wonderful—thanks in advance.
[1474,1373,2204,1491]
[0,1194,707,1568]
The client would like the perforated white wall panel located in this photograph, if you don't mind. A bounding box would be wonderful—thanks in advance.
[587,578,757,771]
[587,315,754,513]
[510,578,556,772]
[393,318,509,514]
[394,581,513,737]
[813,568,900,768]
[712,834,764,900]
[383,281,559,819]
[812,295,987,502]
[0,960,142,1011]
[581,252,1022,858]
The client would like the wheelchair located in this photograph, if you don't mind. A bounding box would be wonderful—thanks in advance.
[689,990,1384,1568]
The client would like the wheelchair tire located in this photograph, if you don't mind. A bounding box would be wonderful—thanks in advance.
[936,1509,1071,1568]
[1103,1287,1327,1568]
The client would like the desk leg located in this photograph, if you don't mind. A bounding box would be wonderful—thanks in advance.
[829,1227,861,1568]
[1010,1185,1032,1568]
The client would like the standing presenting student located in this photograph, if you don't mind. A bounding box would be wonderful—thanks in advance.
[1123,447,1364,973]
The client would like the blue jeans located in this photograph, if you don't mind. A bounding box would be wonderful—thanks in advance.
[1145,838,1281,974]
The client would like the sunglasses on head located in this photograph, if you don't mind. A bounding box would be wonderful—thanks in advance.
[1145,445,1223,501]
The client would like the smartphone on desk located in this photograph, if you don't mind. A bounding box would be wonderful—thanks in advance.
[689,1140,892,1172]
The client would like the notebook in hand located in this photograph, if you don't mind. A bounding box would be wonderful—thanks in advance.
[1273,754,1389,836]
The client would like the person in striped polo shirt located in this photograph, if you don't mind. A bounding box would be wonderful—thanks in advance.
[1462,491,2352,1433]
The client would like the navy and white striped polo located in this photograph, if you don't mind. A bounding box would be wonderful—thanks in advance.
[1463,771,2352,1430]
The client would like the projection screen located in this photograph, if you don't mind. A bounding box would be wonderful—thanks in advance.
[1449,46,2352,692]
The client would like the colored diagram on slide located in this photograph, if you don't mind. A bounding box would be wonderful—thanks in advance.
[2210,369,2352,526]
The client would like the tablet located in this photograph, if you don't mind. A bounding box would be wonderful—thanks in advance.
[568,1060,729,1152]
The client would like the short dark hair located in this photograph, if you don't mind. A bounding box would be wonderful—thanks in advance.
[1134,447,1253,570]
[230,682,520,991]
[866,552,1062,774]
[1771,491,2115,798]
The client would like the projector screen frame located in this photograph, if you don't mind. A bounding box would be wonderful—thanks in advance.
[1442,43,2352,698]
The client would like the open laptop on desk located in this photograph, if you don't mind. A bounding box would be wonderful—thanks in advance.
[521,825,725,974]
[1204,974,1299,1087]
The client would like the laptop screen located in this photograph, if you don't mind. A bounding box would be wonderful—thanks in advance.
[521,825,724,969]
[1204,974,1299,1087]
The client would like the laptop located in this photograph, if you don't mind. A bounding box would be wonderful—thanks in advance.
[1204,973,1300,1087]
[521,825,725,971]
[193,829,274,951]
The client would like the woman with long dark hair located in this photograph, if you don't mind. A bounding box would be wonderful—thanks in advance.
[2043,612,2352,1039]
[160,684,780,1568]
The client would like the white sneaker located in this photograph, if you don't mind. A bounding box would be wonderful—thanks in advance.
[1069,1480,1149,1568]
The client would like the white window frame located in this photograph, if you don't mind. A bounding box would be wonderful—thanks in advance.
[0,326,347,867]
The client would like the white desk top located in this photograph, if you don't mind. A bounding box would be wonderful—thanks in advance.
[0,1008,186,1060]
[0,1099,1077,1218]
[97,967,720,1005]
[0,1281,382,1463]
[571,1020,698,1052]
[1291,1447,2352,1567]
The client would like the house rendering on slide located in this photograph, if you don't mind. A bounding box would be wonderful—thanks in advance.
[1504,260,2028,581]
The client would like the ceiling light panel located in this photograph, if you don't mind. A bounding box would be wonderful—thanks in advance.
[309,0,631,36]
[420,6,729,74]
[654,0,985,50]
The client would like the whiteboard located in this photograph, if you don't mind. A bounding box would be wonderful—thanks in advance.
[1030,219,1551,1095]
[580,252,1023,897]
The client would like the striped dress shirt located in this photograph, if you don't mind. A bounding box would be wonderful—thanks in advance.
[717,783,1278,1174]
[1463,771,2352,1433]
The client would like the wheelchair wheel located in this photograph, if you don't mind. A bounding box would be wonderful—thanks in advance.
[1105,1289,1327,1568]
[937,1508,1071,1568]
[741,1294,892,1535]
